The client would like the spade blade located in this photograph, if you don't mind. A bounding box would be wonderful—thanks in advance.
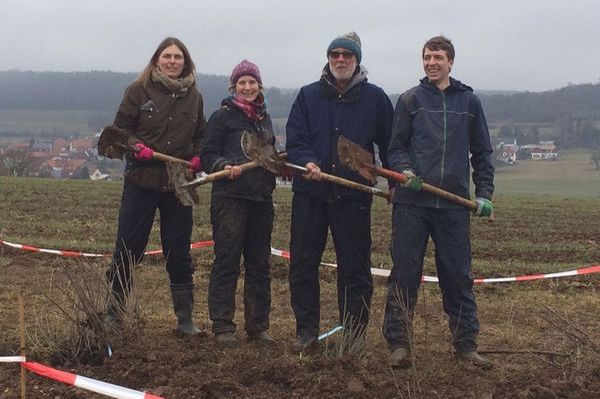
[240,131,285,174]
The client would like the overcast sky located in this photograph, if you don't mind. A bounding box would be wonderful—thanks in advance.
[1,0,598,94]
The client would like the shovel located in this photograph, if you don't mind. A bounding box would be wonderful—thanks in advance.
[337,135,478,210]
[98,125,192,166]
[97,125,198,206]
[241,132,390,200]
[181,159,266,187]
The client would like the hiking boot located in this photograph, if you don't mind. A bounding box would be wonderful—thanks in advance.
[390,347,411,369]
[290,335,318,354]
[215,332,239,348]
[248,331,277,345]
[456,351,493,370]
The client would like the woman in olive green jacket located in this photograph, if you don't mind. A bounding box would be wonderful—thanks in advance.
[105,37,206,336]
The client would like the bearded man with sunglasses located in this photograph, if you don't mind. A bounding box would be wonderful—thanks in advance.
[286,32,394,354]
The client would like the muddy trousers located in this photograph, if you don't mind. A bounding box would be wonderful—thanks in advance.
[108,180,195,297]
[289,193,373,338]
[208,196,273,335]
[383,205,479,352]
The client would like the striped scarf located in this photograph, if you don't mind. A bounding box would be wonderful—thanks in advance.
[230,93,267,123]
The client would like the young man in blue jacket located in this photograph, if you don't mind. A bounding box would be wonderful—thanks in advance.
[383,36,495,369]
[286,32,394,353]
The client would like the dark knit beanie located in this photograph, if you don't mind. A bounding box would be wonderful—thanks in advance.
[326,32,362,64]
[230,60,262,86]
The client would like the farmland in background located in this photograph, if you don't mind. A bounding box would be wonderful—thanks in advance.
[0,153,598,398]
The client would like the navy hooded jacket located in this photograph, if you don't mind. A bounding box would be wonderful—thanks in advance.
[390,77,494,208]
[286,69,394,200]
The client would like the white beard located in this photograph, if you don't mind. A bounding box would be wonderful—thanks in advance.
[331,66,354,82]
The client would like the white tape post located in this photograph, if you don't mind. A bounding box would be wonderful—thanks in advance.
[0,356,26,362]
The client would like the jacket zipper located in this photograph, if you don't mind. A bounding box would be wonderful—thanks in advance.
[438,92,447,208]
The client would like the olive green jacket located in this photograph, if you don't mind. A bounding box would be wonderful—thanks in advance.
[114,78,206,191]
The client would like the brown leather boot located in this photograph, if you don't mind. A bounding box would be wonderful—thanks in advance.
[215,332,239,348]
[248,331,276,345]
[290,335,318,354]
[455,351,493,369]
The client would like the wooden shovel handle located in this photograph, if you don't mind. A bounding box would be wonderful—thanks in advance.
[288,163,389,199]
[152,151,191,166]
[323,173,389,199]
[376,167,477,210]
[183,151,288,187]
[197,161,260,184]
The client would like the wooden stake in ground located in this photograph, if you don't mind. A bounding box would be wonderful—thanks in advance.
[19,293,26,399]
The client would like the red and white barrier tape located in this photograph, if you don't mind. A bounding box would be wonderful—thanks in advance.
[2,239,598,284]
[15,361,165,399]
[0,239,213,257]
[318,257,600,283]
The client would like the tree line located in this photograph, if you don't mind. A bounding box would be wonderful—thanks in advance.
[1,70,599,147]
[0,70,297,119]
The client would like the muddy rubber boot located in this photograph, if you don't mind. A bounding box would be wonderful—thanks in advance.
[455,351,493,370]
[390,347,411,369]
[170,283,201,336]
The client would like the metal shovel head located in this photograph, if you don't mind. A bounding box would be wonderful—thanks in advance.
[337,135,375,172]
[337,135,377,184]
[97,125,132,160]
[165,162,199,206]
[240,131,285,174]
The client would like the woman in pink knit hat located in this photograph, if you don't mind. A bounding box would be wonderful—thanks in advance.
[200,60,277,347]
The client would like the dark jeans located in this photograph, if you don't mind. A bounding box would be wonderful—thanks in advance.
[108,180,194,294]
[208,196,273,335]
[383,205,479,352]
[289,192,373,338]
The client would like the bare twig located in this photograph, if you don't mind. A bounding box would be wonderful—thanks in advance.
[541,306,598,353]
[477,349,570,357]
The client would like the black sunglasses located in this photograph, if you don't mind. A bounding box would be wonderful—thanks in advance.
[328,51,354,60]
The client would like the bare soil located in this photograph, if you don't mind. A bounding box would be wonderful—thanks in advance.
[1,177,599,398]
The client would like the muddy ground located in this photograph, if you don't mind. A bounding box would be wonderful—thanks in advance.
[0,177,599,398]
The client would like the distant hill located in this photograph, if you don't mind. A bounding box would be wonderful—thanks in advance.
[0,70,297,119]
[1,71,599,147]
[478,84,600,123]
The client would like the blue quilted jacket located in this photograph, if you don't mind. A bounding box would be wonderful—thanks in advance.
[390,77,494,208]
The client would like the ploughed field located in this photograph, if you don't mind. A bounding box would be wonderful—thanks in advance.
[1,154,599,398]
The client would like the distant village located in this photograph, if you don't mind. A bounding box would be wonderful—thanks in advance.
[0,132,289,180]
[0,130,562,181]
[495,139,559,165]
[0,133,124,180]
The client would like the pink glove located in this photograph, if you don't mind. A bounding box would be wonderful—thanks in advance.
[190,156,202,172]
[134,143,154,161]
